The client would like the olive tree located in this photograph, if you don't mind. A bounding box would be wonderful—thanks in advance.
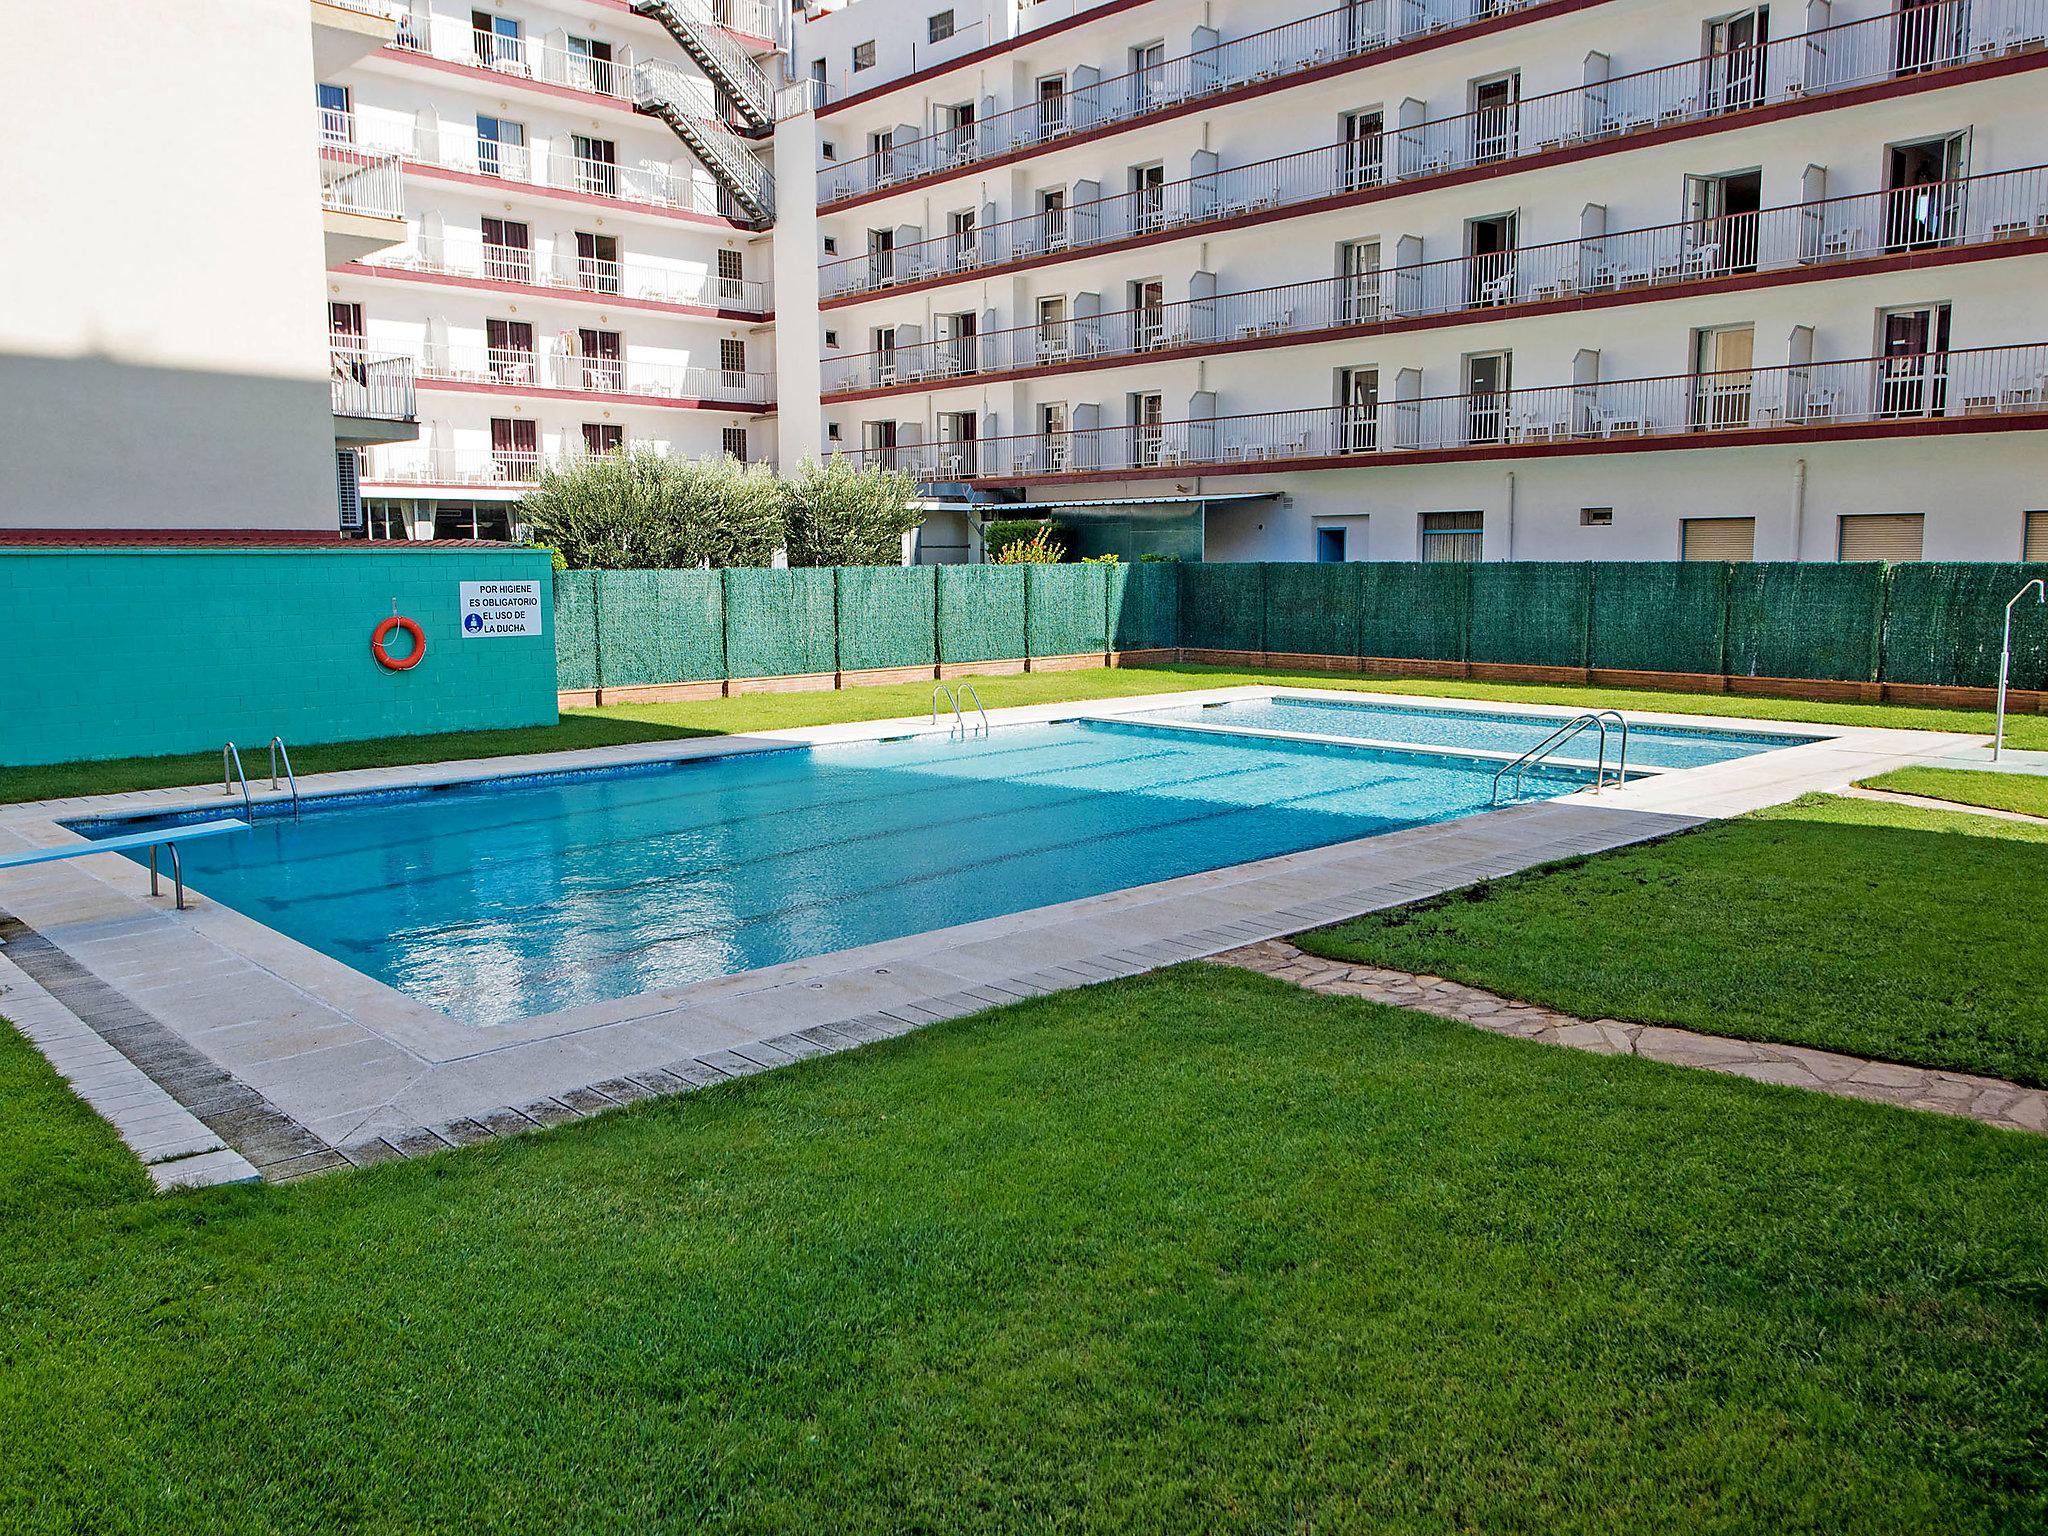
[782,456,925,566]
[519,449,784,568]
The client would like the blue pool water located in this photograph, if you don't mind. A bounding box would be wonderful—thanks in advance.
[76,718,1602,1026]
[1133,696,1821,769]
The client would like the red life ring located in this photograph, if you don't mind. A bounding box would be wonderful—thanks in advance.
[372,615,426,671]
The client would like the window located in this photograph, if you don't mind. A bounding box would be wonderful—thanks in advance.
[1131,279,1165,348]
[1130,163,1166,231]
[564,34,615,92]
[2028,510,2048,561]
[1421,510,1483,562]
[1038,187,1068,250]
[717,247,746,304]
[1130,40,1166,109]
[1038,403,1070,470]
[928,9,954,41]
[329,303,364,383]
[1839,513,1925,562]
[1465,212,1517,306]
[1705,8,1768,113]
[572,135,617,196]
[1682,516,1755,560]
[1692,325,1755,429]
[1315,527,1348,562]
[1036,295,1069,361]
[938,101,976,157]
[485,318,535,382]
[481,217,532,282]
[1580,506,1614,527]
[822,236,837,255]
[938,411,978,475]
[821,142,836,161]
[471,10,522,68]
[317,83,351,142]
[574,230,619,293]
[947,208,977,264]
[861,420,898,466]
[436,500,514,540]
[1469,72,1519,164]
[1339,367,1379,452]
[720,338,747,375]
[824,329,839,348]
[1684,169,1762,272]
[475,114,526,177]
[1339,239,1382,322]
[1130,392,1165,465]
[364,499,413,540]
[1340,110,1384,191]
[1884,133,1969,250]
[1463,352,1509,444]
[939,311,977,374]
[852,40,875,70]
[722,426,750,461]
[487,418,538,480]
[575,328,622,391]
[1036,74,1067,137]
[1878,303,1952,417]
[581,422,624,455]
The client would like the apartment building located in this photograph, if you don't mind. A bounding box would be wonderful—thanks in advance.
[774,0,2048,564]
[323,0,783,538]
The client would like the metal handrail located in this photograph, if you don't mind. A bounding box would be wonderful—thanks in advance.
[222,742,253,820]
[957,681,990,737]
[269,737,302,821]
[931,682,966,735]
[1492,712,1607,806]
[1995,580,2047,759]
[1593,710,1630,788]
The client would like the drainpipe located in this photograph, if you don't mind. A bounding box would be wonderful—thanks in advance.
[1504,470,1517,561]
[1790,458,1807,560]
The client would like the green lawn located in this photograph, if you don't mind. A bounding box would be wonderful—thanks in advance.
[3,662,2029,806]
[1301,794,2048,1087]
[1858,765,2048,818]
[4,966,2045,1532]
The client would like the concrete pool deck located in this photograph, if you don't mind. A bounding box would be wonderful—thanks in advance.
[0,688,1985,1184]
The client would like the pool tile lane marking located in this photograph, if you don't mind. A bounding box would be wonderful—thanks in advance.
[1218,939,2048,1137]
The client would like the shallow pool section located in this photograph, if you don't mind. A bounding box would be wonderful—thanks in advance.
[1132,696,1822,769]
[73,720,1591,1026]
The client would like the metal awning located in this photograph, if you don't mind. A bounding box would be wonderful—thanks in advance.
[912,491,1283,511]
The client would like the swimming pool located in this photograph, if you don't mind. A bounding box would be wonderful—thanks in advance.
[71,698,1813,1027]
[1131,695,1822,769]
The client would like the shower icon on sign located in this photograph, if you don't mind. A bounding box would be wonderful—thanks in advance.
[464,612,484,634]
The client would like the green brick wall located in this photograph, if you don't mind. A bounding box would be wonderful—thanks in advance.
[1,548,559,766]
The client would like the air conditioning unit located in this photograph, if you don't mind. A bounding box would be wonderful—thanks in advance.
[336,449,365,532]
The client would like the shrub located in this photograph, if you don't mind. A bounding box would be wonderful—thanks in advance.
[783,456,924,566]
[982,519,1074,561]
[519,449,783,569]
[993,526,1067,564]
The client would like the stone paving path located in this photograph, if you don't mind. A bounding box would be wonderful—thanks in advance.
[1838,785,2048,825]
[1217,940,2048,1137]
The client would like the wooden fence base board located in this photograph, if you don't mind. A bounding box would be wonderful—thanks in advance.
[727,672,839,696]
[839,664,940,688]
[939,658,1028,678]
[1026,653,1110,673]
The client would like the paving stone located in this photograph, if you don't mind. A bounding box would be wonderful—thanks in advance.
[762,1032,830,1061]
[623,1069,697,1095]
[590,1076,659,1103]
[390,1126,454,1157]
[433,1118,498,1147]
[516,1097,582,1126]
[149,1148,262,1191]
[264,1148,353,1182]
[479,1106,542,1137]
[557,1085,621,1114]
[663,1059,734,1087]
[693,1050,767,1078]
[343,1136,406,1167]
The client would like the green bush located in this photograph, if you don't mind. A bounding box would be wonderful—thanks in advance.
[993,526,1067,564]
[783,456,925,566]
[518,449,784,569]
[982,519,1074,562]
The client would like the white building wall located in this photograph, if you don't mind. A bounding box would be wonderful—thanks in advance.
[0,0,339,530]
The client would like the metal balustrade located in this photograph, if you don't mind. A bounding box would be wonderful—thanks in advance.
[633,58,776,222]
[633,0,773,128]
[389,20,639,99]
[319,136,406,219]
[361,448,545,487]
[329,351,417,420]
[819,0,1543,205]
[821,166,2048,393]
[844,342,2048,480]
[818,0,2048,298]
[356,246,771,312]
[414,342,772,405]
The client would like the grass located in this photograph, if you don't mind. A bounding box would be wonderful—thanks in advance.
[4,965,2046,1532]
[1301,793,2048,1087]
[1858,765,2048,818]
[4,662,2035,806]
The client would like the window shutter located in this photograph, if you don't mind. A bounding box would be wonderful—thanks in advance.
[1837,513,1924,562]
[335,450,364,532]
[2024,510,2048,562]
[1681,516,1755,561]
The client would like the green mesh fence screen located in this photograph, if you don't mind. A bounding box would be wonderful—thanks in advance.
[1468,564,1592,667]
[553,570,599,691]
[1725,562,1886,681]
[1882,563,2048,690]
[1587,562,1729,674]
[1263,563,1364,657]
[835,566,937,671]
[1356,564,1469,662]
[722,568,837,679]
[1106,562,1181,651]
[593,569,725,687]
[937,566,1028,663]
[1179,563,1265,652]
[1027,563,1109,657]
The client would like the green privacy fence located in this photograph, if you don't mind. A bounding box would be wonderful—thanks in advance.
[557,561,2048,695]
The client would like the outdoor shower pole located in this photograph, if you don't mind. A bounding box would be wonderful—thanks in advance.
[1993,579,2046,762]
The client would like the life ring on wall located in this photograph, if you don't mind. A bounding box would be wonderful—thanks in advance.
[372,615,426,672]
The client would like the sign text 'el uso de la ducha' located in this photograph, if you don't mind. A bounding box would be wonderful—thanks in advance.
[458,580,544,638]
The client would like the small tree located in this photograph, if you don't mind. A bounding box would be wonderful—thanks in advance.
[783,456,924,566]
[519,449,783,568]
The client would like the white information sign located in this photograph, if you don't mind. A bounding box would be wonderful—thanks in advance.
[459,580,543,637]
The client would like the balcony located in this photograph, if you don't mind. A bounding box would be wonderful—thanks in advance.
[331,350,419,447]
[318,128,407,262]
[414,343,773,408]
[850,342,2048,481]
[389,20,639,101]
[822,165,2048,396]
[361,447,542,491]
[818,0,2048,301]
[818,0,1552,207]
[356,246,771,314]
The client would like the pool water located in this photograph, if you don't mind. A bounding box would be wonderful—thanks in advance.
[79,719,1597,1026]
[1133,696,1821,769]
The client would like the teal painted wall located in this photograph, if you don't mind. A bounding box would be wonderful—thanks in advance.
[2,548,558,766]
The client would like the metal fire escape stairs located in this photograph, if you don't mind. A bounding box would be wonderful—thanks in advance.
[632,0,775,225]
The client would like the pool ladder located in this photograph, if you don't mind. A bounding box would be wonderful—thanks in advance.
[222,737,302,822]
[1491,711,1630,805]
[931,681,990,739]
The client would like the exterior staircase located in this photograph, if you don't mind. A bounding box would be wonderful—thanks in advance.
[633,58,775,225]
[632,0,773,132]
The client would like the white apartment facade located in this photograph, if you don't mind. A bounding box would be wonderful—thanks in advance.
[772,0,2048,564]
[323,0,783,539]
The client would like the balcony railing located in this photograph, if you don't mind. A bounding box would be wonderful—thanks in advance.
[822,165,2048,393]
[846,342,2048,479]
[357,246,770,312]
[819,0,1545,205]
[362,447,544,487]
[319,133,405,219]
[712,0,779,42]
[415,343,772,405]
[390,20,638,99]
[819,0,2048,299]
[330,350,417,419]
